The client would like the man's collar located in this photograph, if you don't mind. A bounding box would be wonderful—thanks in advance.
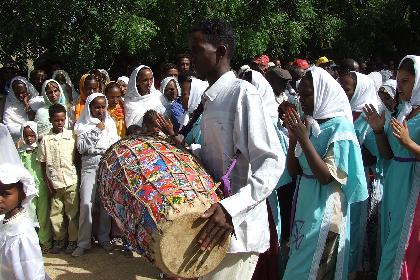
[203,71,236,102]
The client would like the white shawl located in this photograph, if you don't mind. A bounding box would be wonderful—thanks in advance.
[124,65,166,127]
[74,93,119,149]
[3,77,38,142]
[245,67,278,120]
[187,77,208,114]
[296,66,353,156]
[397,55,420,122]
[350,71,379,112]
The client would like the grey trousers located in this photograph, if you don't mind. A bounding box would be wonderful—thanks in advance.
[77,166,111,249]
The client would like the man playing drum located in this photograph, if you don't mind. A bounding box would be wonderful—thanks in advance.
[189,20,285,280]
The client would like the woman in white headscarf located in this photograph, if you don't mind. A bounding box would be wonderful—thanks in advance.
[72,92,119,257]
[52,69,78,106]
[124,65,166,127]
[0,123,48,280]
[3,76,38,142]
[339,70,383,274]
[363,55,420,279]
[160,76,185,131]
[339,71,379,143]
[283,66,367,279]
[29,79,70,137]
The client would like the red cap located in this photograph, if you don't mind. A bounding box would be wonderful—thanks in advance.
[293,59,310,70]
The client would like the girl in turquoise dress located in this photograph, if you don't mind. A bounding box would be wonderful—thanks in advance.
[283,66,367,279]
[339,71,382,274]
[363,55,420,279]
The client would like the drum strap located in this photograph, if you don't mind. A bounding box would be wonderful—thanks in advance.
[220,150,240,197]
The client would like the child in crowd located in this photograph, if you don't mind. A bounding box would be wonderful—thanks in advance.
[39,104,79,254]
[142,109,184,147]
[126,124,142,136]
[19,121,52,252]
[0,123,47,279]
[73,93,119,257]
[117,76,129,96]
[75,74,99,121]
[104,81,126,137]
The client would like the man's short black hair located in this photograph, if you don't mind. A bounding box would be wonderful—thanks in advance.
[178,69,195,86]
[191,19,236,59]
[49,103,67,119]
[177,54,191,62]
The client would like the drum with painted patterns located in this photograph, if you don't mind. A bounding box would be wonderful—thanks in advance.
[97,135,229,278]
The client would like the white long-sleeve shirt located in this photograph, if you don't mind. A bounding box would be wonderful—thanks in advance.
[0,210,46,280]
[200,71,285,253]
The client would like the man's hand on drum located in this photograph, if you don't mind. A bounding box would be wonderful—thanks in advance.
[155,113,175,136]
[198,203,233,251]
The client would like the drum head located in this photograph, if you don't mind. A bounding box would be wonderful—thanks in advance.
[153,210,230,278]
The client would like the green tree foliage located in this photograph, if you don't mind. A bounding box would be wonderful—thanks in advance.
[0,0,418,76]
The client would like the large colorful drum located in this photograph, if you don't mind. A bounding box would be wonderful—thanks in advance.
[97,135,229,278]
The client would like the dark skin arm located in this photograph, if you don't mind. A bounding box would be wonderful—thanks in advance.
[285,108,333,185]
[155,113,184,148]
[41,162,55,197]
[197,203,233,251]
[286,129,301,178]
[363,104,394,160]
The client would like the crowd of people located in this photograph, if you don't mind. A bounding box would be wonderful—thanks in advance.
[0,19,419,280]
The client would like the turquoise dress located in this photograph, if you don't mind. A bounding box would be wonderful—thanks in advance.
[378,113,420,279]
[349,114,377,272]
[283,116,368,279]
[184,115,202,145]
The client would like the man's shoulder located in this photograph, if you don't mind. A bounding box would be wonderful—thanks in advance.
[229,77,259,96]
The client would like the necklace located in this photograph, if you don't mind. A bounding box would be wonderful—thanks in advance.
[3,209,25,224]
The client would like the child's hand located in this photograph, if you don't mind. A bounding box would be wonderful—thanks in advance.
[156,113,175,136]
[97,122,105,130]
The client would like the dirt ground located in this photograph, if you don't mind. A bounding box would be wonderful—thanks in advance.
[44,243,162,280]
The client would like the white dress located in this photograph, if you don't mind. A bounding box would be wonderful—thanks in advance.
[0,210,46,280]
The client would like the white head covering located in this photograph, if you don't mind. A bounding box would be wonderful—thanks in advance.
[124,65,166,127]
[0,124,37,223]
[349,71,379,112]
[239,65,278,119]
[0,124,22,165]
[28,79,69,137]
[74,93,119,149]
[380,69,393,82]
[187,77,209,114]
[52,69,74,88]
[52,69,78,105]
[396,55,420,122]
[295,66,353,156]
[19,121,38,152]
[117,76,129,85]
[160,76,181,98]
[305,66,352,133]
[368,71,386,113]
[3,76,38,141]
[368,72,383,92]
[381,79,397,99]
